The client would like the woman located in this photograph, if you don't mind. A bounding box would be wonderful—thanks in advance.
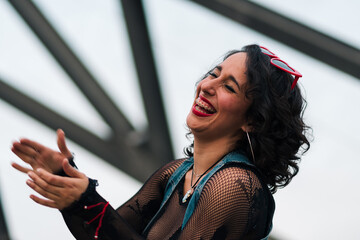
[12,44,310,239]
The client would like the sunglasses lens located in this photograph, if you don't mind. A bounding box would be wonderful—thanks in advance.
[260,47,276,57]
[272,59,294,73]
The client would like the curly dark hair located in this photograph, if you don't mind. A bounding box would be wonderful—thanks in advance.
[184,44,311,193]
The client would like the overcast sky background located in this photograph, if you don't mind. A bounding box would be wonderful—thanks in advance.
[1,0,360,239]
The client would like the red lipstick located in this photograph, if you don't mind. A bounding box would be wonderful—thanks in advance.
[192,95,216,117]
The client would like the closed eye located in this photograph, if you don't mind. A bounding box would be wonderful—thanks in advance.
[208,71,218,78]
[225,84,236,93]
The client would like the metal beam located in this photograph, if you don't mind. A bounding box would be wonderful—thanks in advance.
[6,0,168,180]
[190,0,360,79]
[8,0,134,135]
[120,0,174,165]
[8,0,174,172]
[0,78,157,181]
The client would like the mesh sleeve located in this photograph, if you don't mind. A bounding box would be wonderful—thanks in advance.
[60,158,184,240]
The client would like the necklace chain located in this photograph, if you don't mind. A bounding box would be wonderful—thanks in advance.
[182,159,222,203]
[191,160,221,188]
[192,166,203,178]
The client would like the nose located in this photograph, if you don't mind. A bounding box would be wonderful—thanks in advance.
[199,77,216,96]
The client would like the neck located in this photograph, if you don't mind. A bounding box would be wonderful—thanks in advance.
[192,137,236,175]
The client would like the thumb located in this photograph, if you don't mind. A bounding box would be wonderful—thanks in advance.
[57,129,72,158]
[62,158,81,178]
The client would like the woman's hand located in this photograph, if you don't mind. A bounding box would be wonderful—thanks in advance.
[11,129,72,174]
[26,158,89,210]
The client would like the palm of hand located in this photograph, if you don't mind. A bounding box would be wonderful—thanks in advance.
[32,148,69,173]
[26,159,89,210]
[11,129,72,174]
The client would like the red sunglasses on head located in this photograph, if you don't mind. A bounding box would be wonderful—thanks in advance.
[260,46,302,90]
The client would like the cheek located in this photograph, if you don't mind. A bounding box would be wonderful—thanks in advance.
[221,98,249,120]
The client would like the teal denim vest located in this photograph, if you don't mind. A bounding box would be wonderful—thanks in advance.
[143,151,273,239]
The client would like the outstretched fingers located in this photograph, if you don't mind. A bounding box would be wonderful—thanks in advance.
[11,162,32,174]
[19,138,45,153]
[35,169,66,188]
[26,176,59,202]
[26,167,88,210]
[29,194,58,209]
[27,170,64,200]
[11,141,38,164]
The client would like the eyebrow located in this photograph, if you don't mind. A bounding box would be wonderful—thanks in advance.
[215,66,241,91]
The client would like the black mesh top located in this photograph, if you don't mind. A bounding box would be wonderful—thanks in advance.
[61,158,274,240]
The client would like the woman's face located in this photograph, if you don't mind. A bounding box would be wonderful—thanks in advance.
[186,52,251,142]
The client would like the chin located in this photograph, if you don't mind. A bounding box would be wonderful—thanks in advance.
[186,114,203,133]
[186,113,196,131]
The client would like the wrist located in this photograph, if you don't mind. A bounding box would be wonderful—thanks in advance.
[61,178,98,212]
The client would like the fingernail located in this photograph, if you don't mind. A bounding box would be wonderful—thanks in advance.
[26,179,32,185]
[28,172,34,178]
[36,168,42,173]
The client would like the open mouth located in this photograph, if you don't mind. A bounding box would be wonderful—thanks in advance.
[192,95,217,117]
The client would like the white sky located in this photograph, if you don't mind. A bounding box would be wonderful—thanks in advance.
[1,0,360,239]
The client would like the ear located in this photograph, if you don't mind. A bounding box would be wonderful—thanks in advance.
[241,123,253,133]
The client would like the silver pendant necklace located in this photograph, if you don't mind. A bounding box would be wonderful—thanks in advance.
[182,160,221,204]
[182,168,196,204]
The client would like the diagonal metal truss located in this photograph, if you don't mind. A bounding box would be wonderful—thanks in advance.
[0,1,174,235]
[189,0,360,80]
[120,0,174,168]
[1,0,175,234]
[3,0,174,182]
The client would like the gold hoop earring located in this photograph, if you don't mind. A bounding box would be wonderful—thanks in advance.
[246,131,255,162]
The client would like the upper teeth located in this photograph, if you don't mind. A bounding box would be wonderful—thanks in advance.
[196,98,216,113]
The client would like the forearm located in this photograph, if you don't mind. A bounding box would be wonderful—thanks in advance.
[60,179,145,240]
[60,158,184,239]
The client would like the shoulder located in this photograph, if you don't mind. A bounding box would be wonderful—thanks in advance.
[158,158,187,177]
[215,163,263,184]
[146,158,187,189]
[203,163,267,202]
